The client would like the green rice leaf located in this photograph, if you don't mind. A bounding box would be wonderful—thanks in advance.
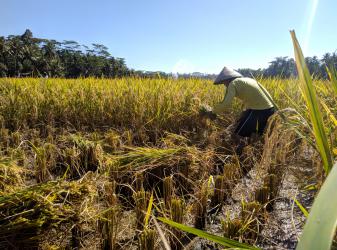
[144,192,154,228]
[294,198,309,217]
[296,162,337,250]
[158,217,260,250]
[290,30,333,174]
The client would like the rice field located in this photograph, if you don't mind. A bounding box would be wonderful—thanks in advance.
[0,73,336,249]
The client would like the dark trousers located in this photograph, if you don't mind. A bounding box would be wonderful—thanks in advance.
[234,107,275,137]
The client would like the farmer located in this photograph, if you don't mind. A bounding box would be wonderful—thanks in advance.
[206,66,275,138]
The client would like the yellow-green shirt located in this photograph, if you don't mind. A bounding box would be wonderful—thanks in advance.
[213,77,274,114]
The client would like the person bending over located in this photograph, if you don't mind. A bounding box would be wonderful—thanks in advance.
[206,66,275,139]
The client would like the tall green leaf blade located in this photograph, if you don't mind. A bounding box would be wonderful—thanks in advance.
[158,217,260,250]
[296,162,337,250]
[290,30,333,174]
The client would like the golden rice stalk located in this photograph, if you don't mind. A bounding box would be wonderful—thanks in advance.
[32,143,57,183]
[325,65,337,96]
[139,229,156,250]
[100,206,121,250]
[241,200,267,229]
[10,131,21,147]
[0,128,9,150]
[170,198,184,250]
[194,183,208,229]
[254,186,270,206]
[106,180,118,207]
[98,180,120,250]
[70,214,82,249]
[171,199,184,223]
[210,175,226,210]
[74,137,103,174]
[321,100,337,127]
[223,163,240,190]
[241,201,265,242]
[0,179,96,249]
[103,130,122,152]
[163,176,173,209]
[134,172,144,192]
[0,157,26,194]
[222,218,243,240]
[133,189,150,230]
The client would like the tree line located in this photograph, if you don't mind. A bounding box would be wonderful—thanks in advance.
[238,54,337,79]
[0,29,131,78]
[1,29,336,79]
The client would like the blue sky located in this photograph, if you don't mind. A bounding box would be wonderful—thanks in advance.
[1,0,337,73]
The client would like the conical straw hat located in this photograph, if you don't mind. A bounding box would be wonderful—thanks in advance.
[214,66,242,85]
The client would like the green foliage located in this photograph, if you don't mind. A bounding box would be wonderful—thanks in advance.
[296,162,337,250]
[158,217,260,249]
[238,54,337,79]
[289,29,337,250]
[0,29,130,78]
[290,30,334,174]
[294,198,309,217]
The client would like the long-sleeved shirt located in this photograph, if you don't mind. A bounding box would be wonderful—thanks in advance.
[213,77,274,114]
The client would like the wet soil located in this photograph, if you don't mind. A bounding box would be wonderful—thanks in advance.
[186,150,316,250]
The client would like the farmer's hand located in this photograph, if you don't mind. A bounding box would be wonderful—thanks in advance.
[199,104,217,120]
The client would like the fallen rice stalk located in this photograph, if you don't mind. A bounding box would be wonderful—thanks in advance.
[0,179,96,248]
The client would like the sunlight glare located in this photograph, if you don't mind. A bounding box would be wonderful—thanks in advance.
[303,0,320,54]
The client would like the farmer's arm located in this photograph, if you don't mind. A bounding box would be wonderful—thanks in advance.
[213,83,236,114]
